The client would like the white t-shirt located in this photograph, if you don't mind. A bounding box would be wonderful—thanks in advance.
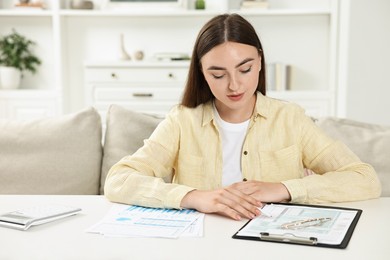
[213,104,250,187]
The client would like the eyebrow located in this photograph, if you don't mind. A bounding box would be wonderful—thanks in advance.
[206,58,255,70]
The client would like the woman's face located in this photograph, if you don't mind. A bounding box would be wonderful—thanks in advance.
[200,41,261,122]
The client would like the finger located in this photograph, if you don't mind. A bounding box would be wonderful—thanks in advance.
[213,190,252,218]
[218,189,261,219]
[216,204,242,221]
[227,186,261,207]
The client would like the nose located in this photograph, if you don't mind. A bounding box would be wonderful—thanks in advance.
[228,74,239,91]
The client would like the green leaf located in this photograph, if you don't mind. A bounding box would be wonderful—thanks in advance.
[0,29,41,75]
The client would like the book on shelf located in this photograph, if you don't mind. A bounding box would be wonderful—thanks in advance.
[266,63,291,91]
[241,0,269,10]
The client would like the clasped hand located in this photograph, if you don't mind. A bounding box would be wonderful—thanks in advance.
[180,180,290,220]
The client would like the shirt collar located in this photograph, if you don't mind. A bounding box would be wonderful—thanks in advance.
[202,100,214,127]
[201,92,271,127]
[254,92,270,120]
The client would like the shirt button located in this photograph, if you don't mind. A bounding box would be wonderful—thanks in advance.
[243,151,248,155]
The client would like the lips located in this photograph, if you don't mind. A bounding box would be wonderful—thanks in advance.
[227,93,244,101]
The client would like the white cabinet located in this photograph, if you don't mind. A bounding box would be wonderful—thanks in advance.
[1,0,341,119]
[85,64,332,119]
[0,90,61,120]
[85,61,188,120]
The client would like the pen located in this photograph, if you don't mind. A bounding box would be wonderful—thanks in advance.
[281,217,332,229]
[258,205,272,217]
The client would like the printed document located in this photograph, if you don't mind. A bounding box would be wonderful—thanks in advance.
[236,204,357,245]
[87,203,204,238]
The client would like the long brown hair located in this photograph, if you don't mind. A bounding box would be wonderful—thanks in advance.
[181,13,266,108]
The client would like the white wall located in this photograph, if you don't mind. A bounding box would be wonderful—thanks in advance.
[342,0,390,126]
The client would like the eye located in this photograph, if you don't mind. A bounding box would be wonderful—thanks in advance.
[240,66,252,74]
[212,74,225,79]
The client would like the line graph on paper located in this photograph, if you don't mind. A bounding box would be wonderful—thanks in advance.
[87,204,204,238]
[117,205,198,228]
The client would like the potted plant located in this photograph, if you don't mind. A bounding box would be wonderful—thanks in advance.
[0,29,41,89]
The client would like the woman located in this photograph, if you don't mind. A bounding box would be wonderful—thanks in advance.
[104,14,381,221]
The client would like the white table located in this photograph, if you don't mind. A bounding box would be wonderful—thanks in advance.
[0,195,389,260]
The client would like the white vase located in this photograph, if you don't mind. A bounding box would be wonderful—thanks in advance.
[0,67,21,89]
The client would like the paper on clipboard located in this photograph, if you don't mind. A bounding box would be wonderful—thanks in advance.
[234,203,360,246]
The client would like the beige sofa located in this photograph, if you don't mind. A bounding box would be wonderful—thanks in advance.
[1,105,389,197]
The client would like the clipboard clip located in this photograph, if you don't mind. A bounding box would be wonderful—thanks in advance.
[260,232,318,245]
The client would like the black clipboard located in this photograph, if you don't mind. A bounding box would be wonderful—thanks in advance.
[232,203,362,249]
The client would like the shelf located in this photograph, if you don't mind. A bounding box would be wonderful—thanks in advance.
[0,89,61,98]
[235,9,332,16]
[59,9,219,17]
[60,9,332,17]
[84,60,190,68]
[267,90,332,98]
[0,0,340,119]
[0,9,53,17]
[0,8,333,18]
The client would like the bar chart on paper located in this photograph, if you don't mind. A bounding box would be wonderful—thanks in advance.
[87,204,204,238]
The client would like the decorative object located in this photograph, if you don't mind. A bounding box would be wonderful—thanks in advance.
[0,67,21,89]
[241,0,269,10]
[70,0,94,10]
[0,29,41,89]
[153,52,190,61]
[227,0,241,10]
[15,0,45,9]
[134,50,144,61]
[195,0,205,9]
[119,34,131,60]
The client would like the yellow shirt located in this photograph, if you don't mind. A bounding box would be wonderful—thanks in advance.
[105,92,381,208]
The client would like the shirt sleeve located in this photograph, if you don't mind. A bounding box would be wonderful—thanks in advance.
[282,111,381,203]
[104,108,195,209]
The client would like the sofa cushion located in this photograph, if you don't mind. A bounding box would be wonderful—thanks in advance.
[0,107,102,195]
[100,105,162,194]
[317,117,390,197]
